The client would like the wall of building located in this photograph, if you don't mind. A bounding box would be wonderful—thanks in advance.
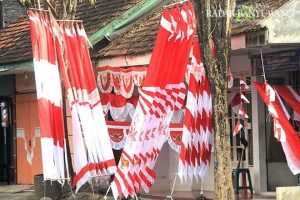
[15,72,42,184]
[230,54,252,76]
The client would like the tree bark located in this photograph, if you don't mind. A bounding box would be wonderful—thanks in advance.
[192,0,236,199]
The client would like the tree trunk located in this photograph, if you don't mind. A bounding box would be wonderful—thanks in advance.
[192,0,236,199]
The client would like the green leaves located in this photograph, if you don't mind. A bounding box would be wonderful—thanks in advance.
[18,0,33,7]
[235,5,257,22]
[88,0,96,6]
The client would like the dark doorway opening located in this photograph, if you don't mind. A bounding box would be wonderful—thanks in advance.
[0,97,14,184]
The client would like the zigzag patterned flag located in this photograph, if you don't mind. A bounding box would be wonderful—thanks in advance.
[28,10,67,182]
[111,2,196,199]
[178,39,213,182]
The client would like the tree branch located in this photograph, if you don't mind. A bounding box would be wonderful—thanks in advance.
[45,0,58,18]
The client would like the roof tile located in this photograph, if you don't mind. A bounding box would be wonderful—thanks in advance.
[0,0,144,65]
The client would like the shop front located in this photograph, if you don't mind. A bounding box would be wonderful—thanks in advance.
[252,49,300,191]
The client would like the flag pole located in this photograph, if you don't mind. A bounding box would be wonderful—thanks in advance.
[260,49,266,83]
[37,0,41,10]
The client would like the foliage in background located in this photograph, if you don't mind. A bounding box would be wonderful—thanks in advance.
[235,5,257,22]
[17,0,96,19]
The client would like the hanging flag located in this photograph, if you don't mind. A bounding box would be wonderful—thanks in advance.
[178,38,213,182]
[273,85,300,119]
[28,10,66,182]
[253,82,300,175]
[240,79,249,90]
[228,72,233,89]
[111,2,197,199]
[56,22,116,191]
[241,93,250,104]
[233,120,243,136]
[238,106,249,119]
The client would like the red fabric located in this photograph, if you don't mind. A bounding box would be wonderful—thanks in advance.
[273,86,300,115]
[253,82,300,161]
[100,94,138,108]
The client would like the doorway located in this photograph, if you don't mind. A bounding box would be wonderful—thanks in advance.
[0,97,13,184]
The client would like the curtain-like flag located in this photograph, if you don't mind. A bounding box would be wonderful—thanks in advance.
[273,85,300,120]
[178,39,213,182]
[28,10,66,181]
[111,2,196,199]
[30,10,116,191]
[54,21,116,191]
[253,82,300,174]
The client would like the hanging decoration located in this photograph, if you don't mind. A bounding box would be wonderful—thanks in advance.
[253,82,300,175]
[178,39,213,182]
[110,2,196,198]
[97,66,148,98]
[100,94,184,122]
[29,10,117,191]
[273,86,300,121]
[106,121,183,152]
[228,71,233,89]
[55,19,116,191]
[28,10,67,182]
[228,79,250,136]
[101,94,138,121]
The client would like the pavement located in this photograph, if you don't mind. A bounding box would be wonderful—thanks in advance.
[0,184,276,200]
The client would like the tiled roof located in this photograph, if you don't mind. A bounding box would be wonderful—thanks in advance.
[0,18,31,65]
[0,0,144,65]
[95,9,161,58]
[99,0,291,58]
[76,0,145,36]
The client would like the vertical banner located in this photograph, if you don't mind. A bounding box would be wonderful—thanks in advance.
[28,11,66,181]
[29,10,116,191]
[178,39,213,182]
[53,17,116,191]
[111,2,197,199]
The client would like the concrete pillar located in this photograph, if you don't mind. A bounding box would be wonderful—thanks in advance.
[251,76,268,193]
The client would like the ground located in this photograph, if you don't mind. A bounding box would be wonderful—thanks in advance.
[0,185,276,200]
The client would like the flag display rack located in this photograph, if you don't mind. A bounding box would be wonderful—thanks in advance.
[163,0,189,9]
[103,185,139,200]
[166,173,205,200]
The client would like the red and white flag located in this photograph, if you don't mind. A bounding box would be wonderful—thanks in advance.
[228,72,233,89]
[273,85,300,120]
[241,93,250,104]
[111,3,197,199]
[28,10,66,182]
[233,120,243,136]
[253,82,300,175]
[238,106,249,119]
[57,23,116,191]
[178,38,213,182]
[240,79,249,90]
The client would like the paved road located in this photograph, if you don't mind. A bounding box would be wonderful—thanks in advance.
[0,192,34,200]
